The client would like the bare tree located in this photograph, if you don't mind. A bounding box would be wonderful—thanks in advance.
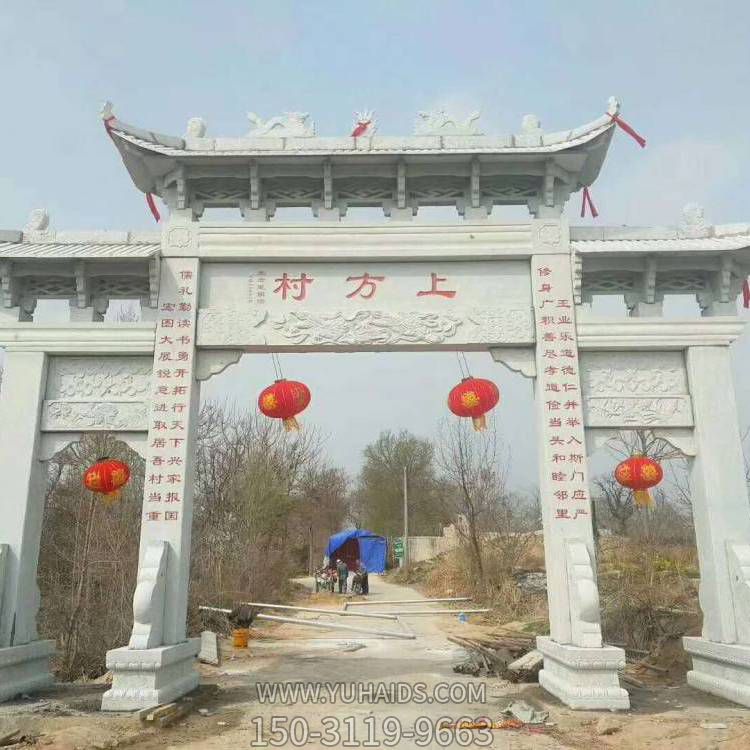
[38,434,144,679]
[603,429,684,464]
[435,419,531,584]
[593,475,636,536]
[595,429,694,543]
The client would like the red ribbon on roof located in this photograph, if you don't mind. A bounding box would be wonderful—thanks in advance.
[743,279,750,309]
[580,186,599,219]
[103,112,161,223]
[351,120,372,137]
[608,113,646,148]
[146,193,161,223]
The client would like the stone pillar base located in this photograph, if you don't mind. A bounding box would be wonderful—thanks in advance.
[0,640,55,702]
[101,639,200,711]
[537,636,630,710]
[684,637,750,707]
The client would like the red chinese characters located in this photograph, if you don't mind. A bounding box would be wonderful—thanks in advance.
[346,273,385,299]
[417,272,456,298]
[535,259,589,522]
[145,262,196,523]
[273,272,313,301]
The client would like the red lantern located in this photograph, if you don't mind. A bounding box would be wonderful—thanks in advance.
[258,379,311,431]
[614,455,663,508]
[447,377,500,431]
[83,457,131,504]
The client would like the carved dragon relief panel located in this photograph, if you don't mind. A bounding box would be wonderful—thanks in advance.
[42,356,152,432]
[46,357,153,400]
[196,307,534,348]
[580,351,694,428]
[42,401,149,431]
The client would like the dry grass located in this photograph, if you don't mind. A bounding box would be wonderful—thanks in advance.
[396,534,702,659]
[598,538,701,655]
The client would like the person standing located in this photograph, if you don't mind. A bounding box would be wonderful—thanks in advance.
[359,561,369,595]
[336,558,348,594]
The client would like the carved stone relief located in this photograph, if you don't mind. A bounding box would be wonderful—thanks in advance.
[41,401,148,431]
[197,307,534,348]
[42,357,152,432]
[167,227,191,248]
[581,351,687,396]
[584,397,693,427]
[46,357,152,400]
[565,540,602,649]
[247,112,315,137]
[414,110,482,136]
[580,351,693,428]
[129,541,169,649]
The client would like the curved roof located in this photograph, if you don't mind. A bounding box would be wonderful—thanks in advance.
[103,99,621,199]
[571,223,750,254]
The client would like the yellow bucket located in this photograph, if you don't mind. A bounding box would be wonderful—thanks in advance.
[232,628,250,648]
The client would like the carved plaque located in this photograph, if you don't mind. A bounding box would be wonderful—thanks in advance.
[42,356,152,432]
[46,357,153,400]
[198,260,534,349]
[197,307,534,348]
[42,401,148,431]
[580,351,694,427]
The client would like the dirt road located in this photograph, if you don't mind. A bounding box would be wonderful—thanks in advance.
[2,577,750,749]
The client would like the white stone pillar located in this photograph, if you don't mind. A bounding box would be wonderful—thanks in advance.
[0,351,55,701]
[103,230,201,710]
[683,345,750,706]
[530,219,628,710]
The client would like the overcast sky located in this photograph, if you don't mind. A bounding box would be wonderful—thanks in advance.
[1,1,749,490]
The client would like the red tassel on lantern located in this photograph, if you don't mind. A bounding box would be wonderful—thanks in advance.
[447,377,500,431]
[258,379,311,431]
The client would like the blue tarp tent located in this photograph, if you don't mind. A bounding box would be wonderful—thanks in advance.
[325,529,387,573]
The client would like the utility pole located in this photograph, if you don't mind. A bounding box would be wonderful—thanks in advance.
[402,465,409,568]
[308,525,314,576]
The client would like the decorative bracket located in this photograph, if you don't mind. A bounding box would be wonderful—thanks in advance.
[74,260,89,308]
[543,161,555,208]
[148,255,161,309]
[397,160,407,210]
[129,541,168,649]
[0,260,19,309]
[323,159,333,210]
[195,350,243,382]
[470,158,481,209]
[489,347,536,379]
[566,540,603,648]
[249,161,260,210]
[643,255,658,304]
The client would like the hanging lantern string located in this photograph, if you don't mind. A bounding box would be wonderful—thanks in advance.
[455,351,468,379]
[271,352,285,380]
[460,351,472,379]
